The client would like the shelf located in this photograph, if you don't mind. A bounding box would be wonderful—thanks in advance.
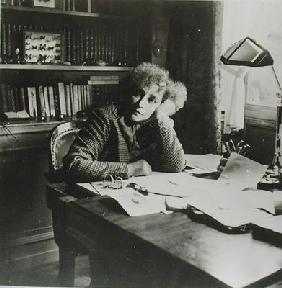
[2,5,99,17]
[0,120,64,135]
[0,64,133,71]
[1,5,124,20]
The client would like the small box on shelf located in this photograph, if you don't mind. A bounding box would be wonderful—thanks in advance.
[24,30,63,64]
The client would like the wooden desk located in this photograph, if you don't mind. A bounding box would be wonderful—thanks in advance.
[47,183,282,288]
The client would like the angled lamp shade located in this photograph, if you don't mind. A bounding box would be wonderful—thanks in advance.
[221,37,273,67]
[221,37,282,169]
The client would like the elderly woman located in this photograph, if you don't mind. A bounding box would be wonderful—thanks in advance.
[63,62,187,182]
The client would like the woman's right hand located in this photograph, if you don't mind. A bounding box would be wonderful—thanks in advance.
[127,160,152,177]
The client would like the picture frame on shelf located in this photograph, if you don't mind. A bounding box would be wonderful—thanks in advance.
[24,30,62,64]
[33,0,55,8]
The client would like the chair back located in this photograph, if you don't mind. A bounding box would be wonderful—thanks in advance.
[48,121,80,182]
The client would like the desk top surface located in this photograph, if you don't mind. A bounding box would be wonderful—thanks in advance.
[48,182,282,288]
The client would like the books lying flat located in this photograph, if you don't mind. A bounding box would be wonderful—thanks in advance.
[4,110,30,119]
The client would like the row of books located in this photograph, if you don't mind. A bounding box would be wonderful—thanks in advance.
[0,82,120,120]
[1,21,140,66]
[2,0,101,14]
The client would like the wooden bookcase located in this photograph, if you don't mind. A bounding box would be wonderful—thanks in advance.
[0,1,151,275]
[0,3,148,135]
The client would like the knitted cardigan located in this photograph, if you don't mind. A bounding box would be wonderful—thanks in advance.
[63,105,185,182]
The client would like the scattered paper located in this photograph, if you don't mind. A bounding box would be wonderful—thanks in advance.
[76,154,273,228]
[219,152,268,189]
[185,153,222,172]
[252,215,282,233]
[76,182,166,216]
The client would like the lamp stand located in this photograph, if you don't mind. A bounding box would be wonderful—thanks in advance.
[271,66,282,172]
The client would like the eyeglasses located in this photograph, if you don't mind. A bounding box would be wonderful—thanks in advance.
[103,174,124,189]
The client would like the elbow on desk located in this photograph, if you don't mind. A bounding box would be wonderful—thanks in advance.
[156,160,186,173]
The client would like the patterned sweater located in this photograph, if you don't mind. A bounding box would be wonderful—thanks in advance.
[63,105,185,182]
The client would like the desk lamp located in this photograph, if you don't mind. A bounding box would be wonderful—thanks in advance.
[220,37,282,172]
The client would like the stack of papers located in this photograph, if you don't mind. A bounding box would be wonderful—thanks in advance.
[77,153,276,230]
[77,183,166,216]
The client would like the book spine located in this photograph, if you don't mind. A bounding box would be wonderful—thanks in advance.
[116,25,122,66]
[71,28,76,65]
[65,84,71,117]
[86,84,91,110]
[52,85,61,119]
[123,29,128,66]
[58,82,66,116]
[66,28,71,63]
[69,82,74,116]
[80,28,84,63]
[43,86,51,118]
[1,23,7,60]
[31,87,38,118]
[7,23,12,62]
[84,28,89,63]
[90,27,95,63]
[11,24,17,61]
[48,86,56,118]
[38,85,46,118]
[83,85,88,110]
[23,87,29,113]
[77,85,81,111]
[27,87,34,117]
[109,24,114,65]
[101,23,106,61]
[111,24,117,65]
[80,84,85,111]
[135,26,140,65]
[73,84,79,115]
[96,22,100,61]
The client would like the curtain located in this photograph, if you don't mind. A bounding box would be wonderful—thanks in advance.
[166,1,223,154]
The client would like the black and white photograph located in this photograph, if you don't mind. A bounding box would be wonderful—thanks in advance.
[0,0,282,287]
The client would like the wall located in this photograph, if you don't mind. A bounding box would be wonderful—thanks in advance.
[221,0,282,109]
[222,0,282,80]
[221,0,282,164]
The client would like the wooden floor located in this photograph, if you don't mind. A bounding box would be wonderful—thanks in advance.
[1,255,91,287]
[2,252,282,288]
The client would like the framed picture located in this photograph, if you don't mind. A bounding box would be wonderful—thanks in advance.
[33,0,55,8]
[24,31,62,64]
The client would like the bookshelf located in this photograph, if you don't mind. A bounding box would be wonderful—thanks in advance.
[0,2,148,133]
[0,64,132,71]
[0,1,151,271]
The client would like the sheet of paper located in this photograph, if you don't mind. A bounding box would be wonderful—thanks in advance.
[165,196,272,228]
[273,191,282,215]
[76,154,273,224]
[76,183,166,216]
[219,152,268,189]
[185,153,222,171]
[252,215,282,233]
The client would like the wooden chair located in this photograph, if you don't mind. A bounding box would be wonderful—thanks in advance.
[47,121,80,183]
[46,121,85,286]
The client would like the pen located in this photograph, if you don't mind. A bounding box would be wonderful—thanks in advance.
[127,182,183,198]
